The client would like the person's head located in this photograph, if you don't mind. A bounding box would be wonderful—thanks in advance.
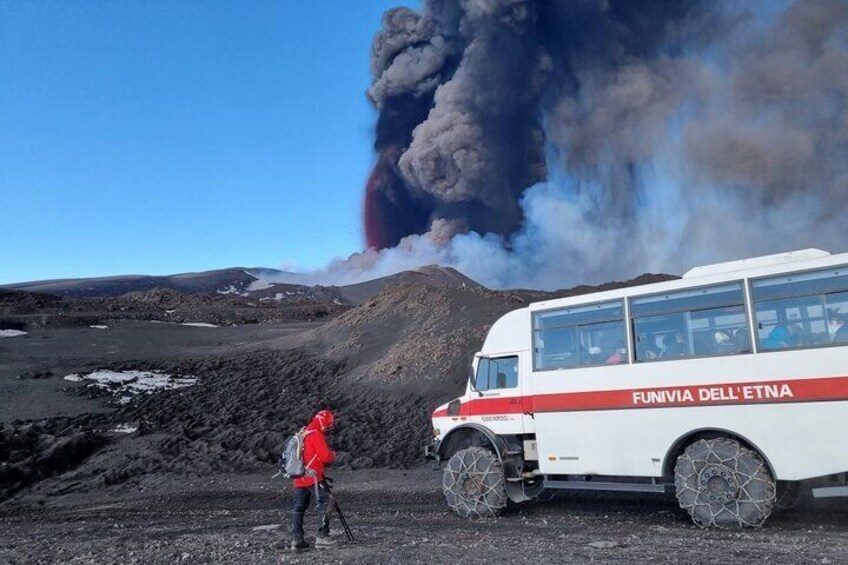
[662,333,676,348]
[314,410,335,431]
[614,340,626,355]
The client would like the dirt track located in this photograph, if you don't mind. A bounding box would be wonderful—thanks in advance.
[1,467,847,565]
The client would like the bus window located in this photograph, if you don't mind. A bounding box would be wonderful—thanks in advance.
[630,282,748,362]
[534,325,579,370]
[752,266,848,351]
[475,356,518,391]
[533,301,626,370]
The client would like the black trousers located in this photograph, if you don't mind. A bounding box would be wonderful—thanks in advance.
[291,483,330,540]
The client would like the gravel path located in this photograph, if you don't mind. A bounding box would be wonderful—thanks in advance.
[2,467,846,565]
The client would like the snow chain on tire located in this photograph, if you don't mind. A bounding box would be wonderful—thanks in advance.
[442,447,507,518]
[674,438,776,528]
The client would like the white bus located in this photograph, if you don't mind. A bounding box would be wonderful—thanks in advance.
[426,249,848,528]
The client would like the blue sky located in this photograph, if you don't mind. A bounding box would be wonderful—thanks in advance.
[0,1,410,284]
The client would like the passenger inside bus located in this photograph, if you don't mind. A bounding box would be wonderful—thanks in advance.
[830,313,848,344]
[605,341,627,364]
[762,323,803,350]
[660,332,687,358]
[638,334,659,361]
[585,346,604,365]
[712,331,735,354]
[733,328,751,353]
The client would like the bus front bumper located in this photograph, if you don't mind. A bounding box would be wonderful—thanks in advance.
[424,439,441,464]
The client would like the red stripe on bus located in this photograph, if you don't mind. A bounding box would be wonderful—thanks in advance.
[431,375,848,417]
[432,397,525,418]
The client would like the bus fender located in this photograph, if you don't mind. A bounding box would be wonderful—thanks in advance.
[662,427,777,480]
[438,423,510,464]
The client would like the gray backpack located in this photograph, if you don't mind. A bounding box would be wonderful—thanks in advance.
[278,427,313,478]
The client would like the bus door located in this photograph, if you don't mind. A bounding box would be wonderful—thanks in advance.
[470,354,527,434]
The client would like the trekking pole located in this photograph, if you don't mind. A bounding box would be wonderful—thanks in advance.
[323,481,354,542]
[332,498,354,543]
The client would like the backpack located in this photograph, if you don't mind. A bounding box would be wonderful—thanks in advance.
[278,427,313,479]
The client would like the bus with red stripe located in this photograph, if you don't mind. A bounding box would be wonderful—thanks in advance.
[427,249,848,527]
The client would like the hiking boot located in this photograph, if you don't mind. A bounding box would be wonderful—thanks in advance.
[289,538,310,552]
[314,535,338,548]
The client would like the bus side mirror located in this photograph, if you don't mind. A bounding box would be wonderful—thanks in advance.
[468,365,483,396]
[468,378,484,397]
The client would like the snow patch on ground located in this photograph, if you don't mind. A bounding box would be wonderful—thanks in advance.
[216,285,241,295]
[274,290,307,301]
[0,330,27,338]
[63,370,197,398]
[89,325,108,330]
[111,424,138,434]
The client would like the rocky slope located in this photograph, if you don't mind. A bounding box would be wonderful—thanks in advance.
[1,267,677,501]
[296,272,677,400]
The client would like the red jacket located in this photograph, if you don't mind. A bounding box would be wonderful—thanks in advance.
[293,416,335,488]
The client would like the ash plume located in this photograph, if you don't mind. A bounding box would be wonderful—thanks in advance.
[365,0,549,248]
[352,0,848,290]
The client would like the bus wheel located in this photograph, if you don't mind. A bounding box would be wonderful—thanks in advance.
[442,447,507,518]
[674,438,776,528]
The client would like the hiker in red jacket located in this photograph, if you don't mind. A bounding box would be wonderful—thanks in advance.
[290,410,337,551]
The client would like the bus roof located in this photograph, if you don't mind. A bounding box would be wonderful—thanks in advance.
[529,248,847,314]
[482,308,531,354]
[681,248,831,279]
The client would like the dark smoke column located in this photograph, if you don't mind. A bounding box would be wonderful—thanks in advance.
[364,7,455,249]
[365,1,548,249]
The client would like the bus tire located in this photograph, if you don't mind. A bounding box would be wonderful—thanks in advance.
[674,437,776,528]
[442,447,507,518]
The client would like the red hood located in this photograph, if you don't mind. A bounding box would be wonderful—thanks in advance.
[308,414,333,432]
